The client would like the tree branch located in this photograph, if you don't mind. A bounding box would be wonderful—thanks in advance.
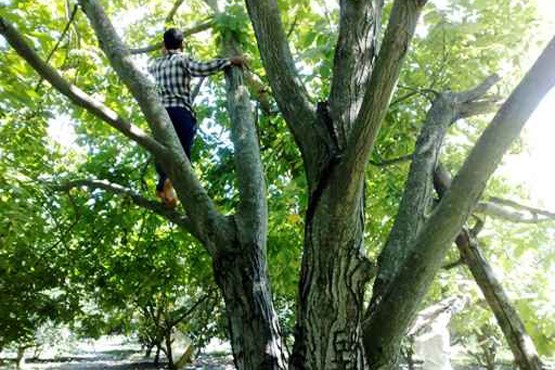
[367,74,499,321]
[329,0,383,147]
[244,0,318,158]
[369,154,413,167]
[165,0,185,24]
[222,37,268,253]
[0,16,166,157]
[434,162,544,370]
[475,199,555,223]
[50,179,205,239]
[128,19,215,55]
[341,0,428,179]
[363,35,555,367]
[169,291,214,327]
[78,0,236,254]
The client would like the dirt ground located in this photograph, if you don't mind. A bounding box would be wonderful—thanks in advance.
[0,336,235,370]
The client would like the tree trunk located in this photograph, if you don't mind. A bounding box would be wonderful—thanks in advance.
[16,346,26,369]
[165,331,175,370]
[290,177,373,369]
[154,344,161,365]
[213,245,287,370]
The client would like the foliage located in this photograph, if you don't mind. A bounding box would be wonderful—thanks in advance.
[0,0,554,366]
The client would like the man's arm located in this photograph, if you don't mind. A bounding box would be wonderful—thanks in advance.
[183,55,244,76]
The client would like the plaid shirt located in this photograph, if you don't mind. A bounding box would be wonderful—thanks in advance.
[148,50,231,111]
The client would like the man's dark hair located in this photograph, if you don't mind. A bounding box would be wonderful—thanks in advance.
[163,28,184,50]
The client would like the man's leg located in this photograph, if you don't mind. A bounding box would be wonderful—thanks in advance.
[155,163,167,194]
[158,107,197,206]
[167,106,197,160]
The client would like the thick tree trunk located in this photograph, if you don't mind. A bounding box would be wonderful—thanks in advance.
[213,245,286,370]
[290,176,373,369]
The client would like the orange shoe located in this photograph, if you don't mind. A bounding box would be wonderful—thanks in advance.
[162,178,178,209]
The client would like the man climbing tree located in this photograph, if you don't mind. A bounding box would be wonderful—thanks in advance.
[148,27,244,207]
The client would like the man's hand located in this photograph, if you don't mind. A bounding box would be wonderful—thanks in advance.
[229,55,248,68]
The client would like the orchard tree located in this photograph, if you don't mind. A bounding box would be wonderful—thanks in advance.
[1,0,554,369]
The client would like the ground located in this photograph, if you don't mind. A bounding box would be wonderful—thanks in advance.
[0,336,235,370]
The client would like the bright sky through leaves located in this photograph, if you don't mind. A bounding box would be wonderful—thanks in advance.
[46,0,555,209]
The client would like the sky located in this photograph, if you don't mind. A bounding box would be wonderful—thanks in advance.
[44,0,555,210]
[497,0,555,209]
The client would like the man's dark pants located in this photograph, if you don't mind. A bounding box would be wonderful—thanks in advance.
[155,106,197,192]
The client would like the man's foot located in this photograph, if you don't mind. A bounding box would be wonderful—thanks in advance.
[162,178,177,209]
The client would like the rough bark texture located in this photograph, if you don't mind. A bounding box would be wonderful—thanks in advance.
[435,166,544,370]
[214,247,286,370]
[216,48,286,370]
[6,0,555,368]
[329,0,383,147]
[369,75,499,317]
[291,183,373,369]
[369,93,457,315]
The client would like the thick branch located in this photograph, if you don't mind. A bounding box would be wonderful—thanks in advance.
[78,0,235,253]
[129,19,215,55]
[329,0,382,147]
[0,16,165,157]
[368,93,456,318]
[368,75,499,320]
[244,0,317,154]
[363,36,555,368]
[457,232,544,370]
[340,0,428,190]
[223,44,268,251]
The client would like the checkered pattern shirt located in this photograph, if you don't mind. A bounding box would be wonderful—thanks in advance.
[148,50,231,112]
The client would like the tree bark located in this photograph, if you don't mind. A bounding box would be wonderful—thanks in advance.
[213,247,286,370]
[458,233,544,370]
[290,186,373,369]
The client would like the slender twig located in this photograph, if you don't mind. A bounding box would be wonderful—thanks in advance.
[129,19,215,55]
[35,4,79,91]
[369,153,413,167]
